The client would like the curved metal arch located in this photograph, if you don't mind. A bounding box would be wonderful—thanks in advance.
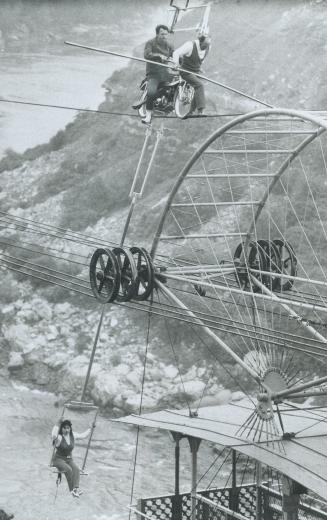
[244,125,326,249]
[150,108,327,258]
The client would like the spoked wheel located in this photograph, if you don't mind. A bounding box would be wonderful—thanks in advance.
[174,82,194,119]
[273,238,297,291]
[89,248,120,303]
[256,239,282,291]
[234,240,270,291]
[112,247,138,302]
[130,247,154,301]
[150,108,327,447]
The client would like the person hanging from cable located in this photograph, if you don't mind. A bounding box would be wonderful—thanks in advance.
[172,33,211,116]
[51,419,91,498]
[134,25,174,125]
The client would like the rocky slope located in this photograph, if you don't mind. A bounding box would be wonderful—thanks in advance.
[1,0,327,413]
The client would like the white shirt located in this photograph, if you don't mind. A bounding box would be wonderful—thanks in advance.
[172,40,207,65]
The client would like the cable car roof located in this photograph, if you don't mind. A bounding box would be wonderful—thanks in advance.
[115,401,327,500]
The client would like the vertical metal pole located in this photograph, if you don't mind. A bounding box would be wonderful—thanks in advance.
[175,436,180,497]
[232,449,237,488]
[282,476,300,520]
[229,449,238,512]
[81,305,105,402]
[197,3,211,35]
[188,437,201,520]
[172,432,182,520]
[256,461,262,520]
[129,126,152,198]
[120,193,137,246]
[137,498,143,520]
[122,124,163,246]
[191,440,197,520]
[81,409,98,471]
[139,124,164,196]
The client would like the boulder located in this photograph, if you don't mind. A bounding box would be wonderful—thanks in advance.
[110,316,118,327]
[112,363,130,376]
[7,352,24,370]
[33,299,53,320]
[66,355,93,378]
[125,392,157,411]
[46,351,71,369]
[215,389,232,405]
[54,302,74,317]
[125,370,141,388]
[31,363,50,385]
[46,325,59,341]
[197,389,232,407]
[91,373,120,406]
[163,365,179,379]
[148,367,163,382]
[1,304,15,315]
[180,380,206,397]
[3,323,46,353]
[183,366,198,381]
[231,391,246,402]
[23,335,47,354]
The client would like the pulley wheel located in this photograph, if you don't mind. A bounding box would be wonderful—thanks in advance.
[112,247,138,302]
[130,246,154,301]
[89,248,120,303]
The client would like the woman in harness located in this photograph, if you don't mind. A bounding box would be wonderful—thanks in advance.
[51,419,91,498]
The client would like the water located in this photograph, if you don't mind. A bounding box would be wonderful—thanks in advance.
[0,375,163,519]
[0,52,125,158]
[0,0,170,159]
[0,375,220,520]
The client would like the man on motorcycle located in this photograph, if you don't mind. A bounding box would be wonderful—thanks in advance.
[172,34,211,116]
[140,25,174,124]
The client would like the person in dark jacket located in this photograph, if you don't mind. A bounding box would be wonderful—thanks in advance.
[51,419,90,498]
[173,34,211,115]
[141,24,174,124]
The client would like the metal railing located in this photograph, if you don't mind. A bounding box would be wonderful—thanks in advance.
[135,483,327,520]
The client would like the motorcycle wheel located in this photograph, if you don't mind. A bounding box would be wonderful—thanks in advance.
[174,83,194,119]
[137,89,147,118]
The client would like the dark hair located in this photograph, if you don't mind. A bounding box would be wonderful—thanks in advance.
[156,24,169,35]
[199,35,206,43]
[59,419,72,435]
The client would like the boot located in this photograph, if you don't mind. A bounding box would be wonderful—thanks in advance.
[141,110,152,125]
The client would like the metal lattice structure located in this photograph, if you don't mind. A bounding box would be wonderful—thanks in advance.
[138,483,327,520]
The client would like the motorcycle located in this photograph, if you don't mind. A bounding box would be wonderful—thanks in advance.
[133,67,195,119]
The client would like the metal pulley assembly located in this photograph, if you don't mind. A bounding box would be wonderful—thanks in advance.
[234,239,297,293]
[130,247,155,301]
[89,248,121,303]
[89,246,154,303]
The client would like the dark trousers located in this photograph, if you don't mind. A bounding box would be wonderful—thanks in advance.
[145,76,161,110]
[181,71,205,110]
[53,456,80,491]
